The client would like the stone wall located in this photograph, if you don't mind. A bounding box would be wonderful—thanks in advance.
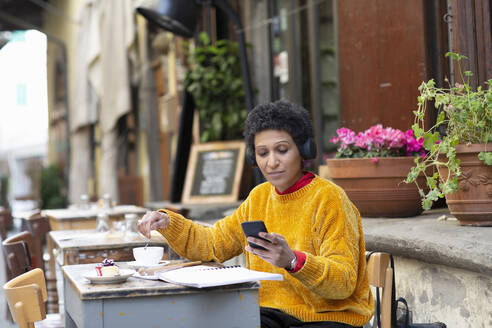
[394,257,491,328]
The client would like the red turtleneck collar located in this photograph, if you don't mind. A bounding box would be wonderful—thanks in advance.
[275,171,315,195]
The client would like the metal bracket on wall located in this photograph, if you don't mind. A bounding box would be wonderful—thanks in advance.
[444,2,455,85]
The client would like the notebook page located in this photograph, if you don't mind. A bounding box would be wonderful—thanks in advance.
[158,265,283,288]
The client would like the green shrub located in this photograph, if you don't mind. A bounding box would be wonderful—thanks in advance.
[40,164,66,209]
[184,32,247,142]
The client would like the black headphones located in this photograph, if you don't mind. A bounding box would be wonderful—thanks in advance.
[246,138,317,167]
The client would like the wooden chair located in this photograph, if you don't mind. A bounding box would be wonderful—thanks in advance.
[366,252,393,328]
[2,231,35,323]
[2,231,36,279]
[21,212,60,314]
[0,213,7,241]
[0,207,13,240]
[22,211,51,273]
[3,268,64,328]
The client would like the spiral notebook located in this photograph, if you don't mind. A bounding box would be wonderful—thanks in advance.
[158,265,283,288]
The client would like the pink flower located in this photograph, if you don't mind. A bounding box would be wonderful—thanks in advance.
[333,128,356,149]
[329,124,425,159]
[354,132,370,148]
[365,124,385,148]
[385,128,405,148]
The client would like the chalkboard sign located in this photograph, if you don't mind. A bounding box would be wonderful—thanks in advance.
[182,141,246,204]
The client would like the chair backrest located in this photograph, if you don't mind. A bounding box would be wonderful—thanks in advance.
[3,231,35,256]
[0,212,7,240]
[366,252,393,328]
[2,231,35,280]
[3,268,47,328]
[22,212,51,272]
[0,207,13,240]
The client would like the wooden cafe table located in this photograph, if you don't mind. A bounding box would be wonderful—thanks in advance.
[62,262,260,328]
[44,205,148,280]
[43,205,148,231]
[48,229,179,316]
[49,229,181,266]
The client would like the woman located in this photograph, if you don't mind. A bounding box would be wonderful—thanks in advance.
[138,100,373,328]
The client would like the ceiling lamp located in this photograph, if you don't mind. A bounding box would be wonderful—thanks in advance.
[136,0,199,38]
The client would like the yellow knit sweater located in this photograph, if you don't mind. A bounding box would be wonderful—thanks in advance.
[158,176,373,326]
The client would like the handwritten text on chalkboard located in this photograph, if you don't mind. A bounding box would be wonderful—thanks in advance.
[191,150,239,196]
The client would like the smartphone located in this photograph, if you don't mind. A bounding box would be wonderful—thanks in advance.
[241,220,270,251]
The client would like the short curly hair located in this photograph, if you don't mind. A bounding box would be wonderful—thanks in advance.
[243,100,315,158]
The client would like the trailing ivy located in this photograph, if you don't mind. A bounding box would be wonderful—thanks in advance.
[406,52,492,210]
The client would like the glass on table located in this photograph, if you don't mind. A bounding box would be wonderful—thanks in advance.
[79,194,90,210]
[102,193,113,210]
[96,213,110,233]
[112,220,126,234]
[124,213,139,241]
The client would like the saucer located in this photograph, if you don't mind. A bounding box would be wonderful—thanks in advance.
[83,269,135,284]
[133,271,160,280]
[127,260,170,269]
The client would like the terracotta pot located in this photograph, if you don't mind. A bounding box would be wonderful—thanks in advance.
[320,157,426,217]
[437,143,492,226]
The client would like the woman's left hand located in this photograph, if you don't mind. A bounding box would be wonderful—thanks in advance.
[245,232,296,269]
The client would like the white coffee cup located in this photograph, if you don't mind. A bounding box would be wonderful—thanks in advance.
[133,246,164,266]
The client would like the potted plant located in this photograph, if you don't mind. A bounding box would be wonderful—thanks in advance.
[321,124,426,217]
[405,52,492,226]
[184,32,247,142]
[182,32,252,199]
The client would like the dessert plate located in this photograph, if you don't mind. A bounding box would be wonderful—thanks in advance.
[83,269,136,284]
[127,260,170,269]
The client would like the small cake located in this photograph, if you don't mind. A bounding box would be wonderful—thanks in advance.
[95,258,120,277]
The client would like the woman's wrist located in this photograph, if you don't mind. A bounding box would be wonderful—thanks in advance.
[286,253,297,271]
[286,251,306,273]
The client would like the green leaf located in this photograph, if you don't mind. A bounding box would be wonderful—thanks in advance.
[478,151,492,165]
[422,198,433,210]
[405,168,418,183]
[435,94,450,108]
[445,52,468,61]
[426,176,437,189]
[427,188,441,201]
[412,123,424,138]
[436,111,445,125]
[201,130,210,143]
[198,32,210,45]
[422,132,439,150]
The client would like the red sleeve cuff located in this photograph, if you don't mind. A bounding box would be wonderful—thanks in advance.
[289,250,306,273]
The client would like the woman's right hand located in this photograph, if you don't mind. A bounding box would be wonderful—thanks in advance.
[137,211,170,239]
